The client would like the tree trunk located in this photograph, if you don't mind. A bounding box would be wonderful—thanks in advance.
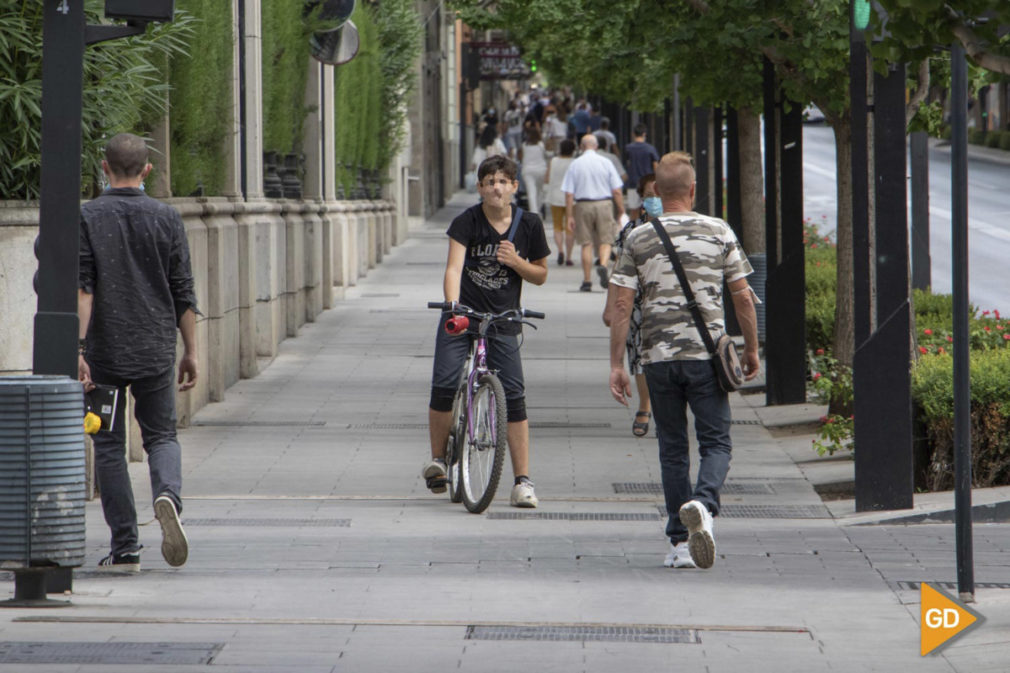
[831,117,854,374]
[738,107,764,253]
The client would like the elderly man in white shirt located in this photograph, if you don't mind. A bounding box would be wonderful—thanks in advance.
[562,134,626,292]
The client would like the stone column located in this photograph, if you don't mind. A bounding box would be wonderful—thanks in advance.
[331,201,351,291]
[303,201,324,321]
[0,203,40,375]
[283,199,306,336]
[202,198,241,400]
[256,200,286,359]
[243,0,264,200]
[234,198,261,378]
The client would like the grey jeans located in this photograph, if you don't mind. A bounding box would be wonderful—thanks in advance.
[644,360,732,544]
[90,365,183,556]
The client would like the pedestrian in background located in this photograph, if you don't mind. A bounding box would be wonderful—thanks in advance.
[471,121,507,171]
[519,126,548,217]
[78,133,196,573]
[607,152,760,570]
[544,138,577,266]
[603,173,660,438]
[594,117,618,157]
[561,134,625,292]
[504,100,525,158]
[623,123,660,218]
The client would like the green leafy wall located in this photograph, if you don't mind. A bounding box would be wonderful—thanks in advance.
[262,0,312,155]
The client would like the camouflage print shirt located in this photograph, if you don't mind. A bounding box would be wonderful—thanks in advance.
[609,213,752,364]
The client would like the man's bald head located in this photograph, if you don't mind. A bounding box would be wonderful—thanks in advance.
[580,134,598,151]
[655,151,695,203]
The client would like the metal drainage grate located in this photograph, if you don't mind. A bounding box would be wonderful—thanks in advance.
[614,482,775,495]
[347,422,612,431]
[192,421,325,427]
[487,512,661,521]
[895,581,1010,592]
[658,505,831,519]
[0,642,223,665]
[731,419,762,425]
[465,625,697,644]
[183,518,350,528]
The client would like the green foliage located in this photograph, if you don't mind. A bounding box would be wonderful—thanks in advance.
[808,349,854,456]
[262,0,313,155]
[373,0,423,174]
[804,219,837,355]
[333,3,382,195]
[0,0,194,200]
[912,349,1010,490]
[168,0,233,196]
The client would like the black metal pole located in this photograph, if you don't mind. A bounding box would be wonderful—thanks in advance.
[951,42,974,603]
[910,130,931,291]
[694,107,710,216]
[33,0,86,378]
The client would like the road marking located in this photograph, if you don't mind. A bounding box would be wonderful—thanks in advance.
[928,206,1010,242]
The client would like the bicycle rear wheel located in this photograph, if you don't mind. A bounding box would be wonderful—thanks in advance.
[461,373,507,513]
[446,386,465,503]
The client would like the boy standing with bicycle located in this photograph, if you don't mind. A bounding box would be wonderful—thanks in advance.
[424,155,550,507]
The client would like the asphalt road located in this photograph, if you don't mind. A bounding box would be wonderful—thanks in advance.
[801,123,1010,315]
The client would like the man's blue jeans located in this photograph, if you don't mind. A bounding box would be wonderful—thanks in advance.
[90,365,183,556]
[644,360,732,544]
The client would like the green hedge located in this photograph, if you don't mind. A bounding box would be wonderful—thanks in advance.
[804,220,837,355]
[168,0,233,196]
[912,349,1010,491]
[262,0,312,156]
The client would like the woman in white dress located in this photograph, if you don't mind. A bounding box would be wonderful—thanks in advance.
[543,138,576,265]
[518,126,547,216]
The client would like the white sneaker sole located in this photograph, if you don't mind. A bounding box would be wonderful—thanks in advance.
[423,463,447,494]
[96,563,140,574]
[154,496,189,567]
[679,504,715,569]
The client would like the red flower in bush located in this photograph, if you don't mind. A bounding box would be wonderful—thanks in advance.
[983,310,990,316]
[923,328,933,335]
[919,346,928,354]
[812,372,822,381]
[996,310,1002,320]
[985,326,991,332]
[938,347,946,354]
[946,336,953,343]
[811,243,818,249]
[815,348,825,355]
[1004,334,1010,341]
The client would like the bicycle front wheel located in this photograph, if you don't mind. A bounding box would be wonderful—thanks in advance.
[461,373,507,513]
[446,386,465,503]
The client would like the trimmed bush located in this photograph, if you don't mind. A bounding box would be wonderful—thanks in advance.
[999,130,1010,152]
[968,128,985,145]
[912,349,1010,490]
[804,221,837,355]
[985,131,1002,148]
[262,0,313,156]
[168,0,234,196]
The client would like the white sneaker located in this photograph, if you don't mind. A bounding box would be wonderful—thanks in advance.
[679,500,715,569]
[154,495,188,567]
[422,459,447,494]
[509,479,538,508]
[663,541,695,569]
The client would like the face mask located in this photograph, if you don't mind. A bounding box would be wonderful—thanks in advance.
[642,196,662,217]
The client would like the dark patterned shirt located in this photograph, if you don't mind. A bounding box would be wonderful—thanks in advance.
[79,188,198,378]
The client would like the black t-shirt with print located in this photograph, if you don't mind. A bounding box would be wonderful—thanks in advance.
[447,204,551,335]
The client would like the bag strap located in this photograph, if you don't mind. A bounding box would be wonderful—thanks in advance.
[506,205,523,243]
[649,217,718,357]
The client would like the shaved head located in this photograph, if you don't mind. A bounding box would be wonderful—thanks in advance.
[655,151,695,202]
[580,134,598,151]
[104,133,149,178]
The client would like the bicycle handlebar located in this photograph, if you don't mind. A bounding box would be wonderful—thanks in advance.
[427,302,545,321]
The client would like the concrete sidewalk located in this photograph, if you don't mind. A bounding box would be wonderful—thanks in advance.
[2,192,1009,671]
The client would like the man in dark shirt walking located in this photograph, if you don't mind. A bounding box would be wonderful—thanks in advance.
[78,133,198,573]
[623,124,660,219]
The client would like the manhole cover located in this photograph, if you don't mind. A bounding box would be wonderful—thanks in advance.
[658,505,831,519]
[0,642,223,665]
[614,482,775,495]
[183,518,350,527]
[465,625,697,644]
[487,512,661,521]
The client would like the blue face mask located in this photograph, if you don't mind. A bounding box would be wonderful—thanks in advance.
[642,196,662,217]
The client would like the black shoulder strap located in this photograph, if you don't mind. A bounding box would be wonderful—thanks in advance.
[507,205,523,243]
[649,218,718,356]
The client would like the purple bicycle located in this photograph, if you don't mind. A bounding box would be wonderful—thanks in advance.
[428,301,544,513]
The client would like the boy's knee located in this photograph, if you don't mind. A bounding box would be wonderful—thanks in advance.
[506,397,527,423]
[429,386,456,413]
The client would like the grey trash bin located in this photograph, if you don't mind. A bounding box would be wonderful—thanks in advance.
[0,376,86,606]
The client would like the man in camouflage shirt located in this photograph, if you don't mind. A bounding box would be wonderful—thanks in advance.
[608,151,760,570]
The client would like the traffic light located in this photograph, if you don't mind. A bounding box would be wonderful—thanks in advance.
[853,0,870,31]
[530,59,537,73]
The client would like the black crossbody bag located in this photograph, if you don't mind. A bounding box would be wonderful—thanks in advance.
[649,218,745,392]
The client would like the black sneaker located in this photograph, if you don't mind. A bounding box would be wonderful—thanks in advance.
[579,281,592,292]
[596,265,610,289]
[97,549,141,574]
